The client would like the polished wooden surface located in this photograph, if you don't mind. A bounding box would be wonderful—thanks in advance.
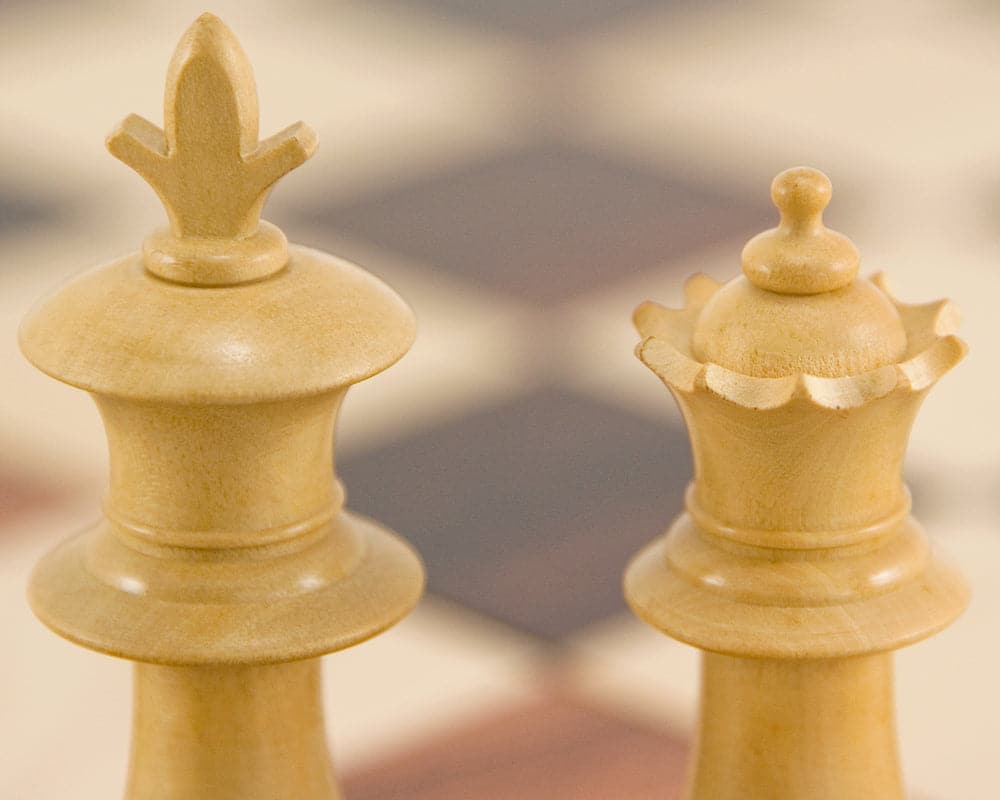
[127,661,338,800]
[689,653,902,800]
[19,13,422,799]
[628,167,968,799]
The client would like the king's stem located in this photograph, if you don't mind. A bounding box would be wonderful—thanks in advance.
[126,659,340,800]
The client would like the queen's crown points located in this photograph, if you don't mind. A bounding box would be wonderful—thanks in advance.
[106,13,317,241]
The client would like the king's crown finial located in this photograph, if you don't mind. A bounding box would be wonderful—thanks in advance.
[106,14,317,284]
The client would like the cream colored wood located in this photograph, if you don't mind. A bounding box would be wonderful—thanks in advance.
[628,167,968,798]
[106,13,316,249]
[740,167,859,295]
[20,14,422,800]
[105,13,316,286]
[127,661,339,800]
[688,653,903,800]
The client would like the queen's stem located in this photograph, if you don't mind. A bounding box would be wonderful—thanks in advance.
[685,652,904,800]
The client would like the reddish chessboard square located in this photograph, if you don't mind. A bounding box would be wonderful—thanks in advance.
[342,693,689,800]
[340,388,691,638]
[281,144,769,302]
[0,463,83,530]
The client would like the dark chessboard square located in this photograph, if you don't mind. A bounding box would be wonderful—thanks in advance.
[284,144,769,302]
[343,693,688,800]
[369,0,670,38]
[340,388,692,638]
[0,189,67,240]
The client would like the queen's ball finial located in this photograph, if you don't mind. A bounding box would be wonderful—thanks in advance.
[742,166,860,295]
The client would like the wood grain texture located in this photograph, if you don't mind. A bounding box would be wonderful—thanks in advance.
[106,13,316,278]
[19,14,422,799]
[127,661,339,800]
[628,167,968,799]
[688,654,903,800]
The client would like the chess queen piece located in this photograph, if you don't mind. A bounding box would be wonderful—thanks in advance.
[627,167,968,799]
[19,15,423,800]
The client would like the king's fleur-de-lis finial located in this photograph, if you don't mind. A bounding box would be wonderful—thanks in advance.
[106,13,317,284]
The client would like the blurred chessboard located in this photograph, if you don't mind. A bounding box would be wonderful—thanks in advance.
[2,1,999,798]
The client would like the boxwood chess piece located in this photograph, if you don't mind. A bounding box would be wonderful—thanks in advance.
[19,14,423,800]
[628,167,968,799]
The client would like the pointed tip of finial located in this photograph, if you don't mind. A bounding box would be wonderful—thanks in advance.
[741,166,859,295]
[179,12,245,69]
[179,12,244,61]
[105,13,318,282]
[166,11,258,157]
[195,10,226,25]
[181,12,240,49]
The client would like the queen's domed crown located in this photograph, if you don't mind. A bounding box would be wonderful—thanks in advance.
[693,168,907,379]
[635,167,964,410]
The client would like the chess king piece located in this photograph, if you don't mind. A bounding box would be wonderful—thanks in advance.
[628,167,968,800]
[19,14,423,800]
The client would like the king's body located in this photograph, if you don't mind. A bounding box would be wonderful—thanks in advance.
[20,15,423,799]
